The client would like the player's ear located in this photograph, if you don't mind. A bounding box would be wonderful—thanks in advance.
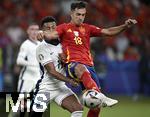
[27,28,30,35]
[70,10,73,17]
[27,25,32,35]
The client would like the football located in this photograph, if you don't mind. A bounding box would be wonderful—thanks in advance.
[82,89,102,108]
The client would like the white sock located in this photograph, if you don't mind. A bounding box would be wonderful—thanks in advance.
[71,111,83,117]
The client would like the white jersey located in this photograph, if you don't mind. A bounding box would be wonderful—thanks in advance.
[17,39,41,81]
[36,40,65,90]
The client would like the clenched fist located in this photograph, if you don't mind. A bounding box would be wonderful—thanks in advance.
[125,19,137,28]
[37,30,44,41]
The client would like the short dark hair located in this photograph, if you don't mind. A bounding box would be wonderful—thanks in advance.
[71,1,87,11]
[41,16,56,27]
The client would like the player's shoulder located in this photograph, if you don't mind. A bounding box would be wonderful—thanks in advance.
[36,41,55,55]
[21,39,29,44]
[80,23,93,30]
[83,23,101,30]
[58,23,75,27]
[79,23,94,32]
[20,39,31,48]
[36,41,47,51]
[22,39,36,45]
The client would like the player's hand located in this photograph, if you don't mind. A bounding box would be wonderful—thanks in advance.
[125,19,137,28]
[59,53,66,63]
[37,30,44,41]
[69,79,79,87]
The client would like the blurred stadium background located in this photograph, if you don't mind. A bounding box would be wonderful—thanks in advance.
[0,0,149,117]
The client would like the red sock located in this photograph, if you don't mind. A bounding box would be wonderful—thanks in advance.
[87,108,100,117]
[80,71,100,92]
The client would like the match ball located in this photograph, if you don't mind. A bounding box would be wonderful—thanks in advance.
[82,89,102,108]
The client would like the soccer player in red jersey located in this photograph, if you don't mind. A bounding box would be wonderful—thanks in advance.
[37,1,137,117]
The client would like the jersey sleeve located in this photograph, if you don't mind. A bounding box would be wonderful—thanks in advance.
[56,23,66,40]
[16,42,28,65]
[17,43,27,60]
[89,25,102,37]
[36,45,53,66]
[17,41,39,66]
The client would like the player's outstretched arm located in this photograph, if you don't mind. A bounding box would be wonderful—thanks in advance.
[101,19,137,36]
[17,56,37,67]
[16,45,37,67]
[37,30,59,42]
[44,62,78,87]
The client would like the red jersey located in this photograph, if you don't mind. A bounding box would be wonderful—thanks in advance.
[56,23,102,66]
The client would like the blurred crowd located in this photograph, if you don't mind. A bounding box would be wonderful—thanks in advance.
[0,0,149,94]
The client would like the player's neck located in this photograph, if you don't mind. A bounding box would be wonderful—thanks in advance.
[29,38,38,45]
[70,21,81,27]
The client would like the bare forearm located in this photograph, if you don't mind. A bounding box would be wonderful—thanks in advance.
[105,24,127,36]
[44,63,71,83]
[49,70,71,83]
[101,19,137,36]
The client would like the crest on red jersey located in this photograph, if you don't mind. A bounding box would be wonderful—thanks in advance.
[73,31,79,37]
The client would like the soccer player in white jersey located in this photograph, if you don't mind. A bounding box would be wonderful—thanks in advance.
[8,23,41,117]
[29,16,83,117]
[17,24,40,93]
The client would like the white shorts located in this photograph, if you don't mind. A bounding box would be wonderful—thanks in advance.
[17,79,37,93]
[31,85,74,112]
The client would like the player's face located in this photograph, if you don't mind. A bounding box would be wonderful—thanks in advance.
[71,8,86,26]
[27,25,39,40]
[42,22,56,32]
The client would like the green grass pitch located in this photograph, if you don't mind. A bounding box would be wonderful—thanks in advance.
[49,96,150,117]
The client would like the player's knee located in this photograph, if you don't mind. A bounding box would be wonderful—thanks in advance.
[70,103,83,112]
